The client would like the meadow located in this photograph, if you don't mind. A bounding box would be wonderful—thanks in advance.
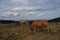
[0,22,60,40]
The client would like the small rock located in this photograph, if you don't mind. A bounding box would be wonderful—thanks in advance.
[15,32,18,35]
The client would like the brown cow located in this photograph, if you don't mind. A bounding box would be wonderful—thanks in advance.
[19,20,29,25]
[30,20,49,32]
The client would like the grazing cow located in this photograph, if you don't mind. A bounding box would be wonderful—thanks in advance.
[30,20,49,32]
[19,20,29,25]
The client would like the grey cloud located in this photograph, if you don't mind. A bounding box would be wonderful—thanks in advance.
[10,6,60,12]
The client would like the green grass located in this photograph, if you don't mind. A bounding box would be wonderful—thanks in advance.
[0,22,60,40]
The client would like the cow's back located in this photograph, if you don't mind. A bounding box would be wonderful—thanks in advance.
[31,20,48,27]
[19,20,28,25]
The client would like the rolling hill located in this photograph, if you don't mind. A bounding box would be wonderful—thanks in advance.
[48,17,60,22]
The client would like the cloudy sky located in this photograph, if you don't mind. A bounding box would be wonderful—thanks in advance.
[0,0,60,20]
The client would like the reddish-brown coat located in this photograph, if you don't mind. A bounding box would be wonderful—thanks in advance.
[30,20,48,30]
[19,20,28,25]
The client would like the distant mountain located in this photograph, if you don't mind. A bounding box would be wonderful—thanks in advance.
[48,17,60,22]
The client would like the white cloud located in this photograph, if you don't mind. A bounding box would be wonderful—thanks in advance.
[0,6,45,18]
[13,13,19,16]
[13,13,20,16]
[25,12,34,16]
[11,6,39,11]
[1,11,12,16]
[36,13,45,17]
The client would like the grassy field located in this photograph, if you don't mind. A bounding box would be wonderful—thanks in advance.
[0,22,60,40]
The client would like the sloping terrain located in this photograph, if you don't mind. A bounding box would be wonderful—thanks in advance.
[49,17,60,22]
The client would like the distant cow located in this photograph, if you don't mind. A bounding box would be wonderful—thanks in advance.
[19,20,29,25]
[30,20,49,32]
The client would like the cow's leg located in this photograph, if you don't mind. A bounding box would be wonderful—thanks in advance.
[20,23,23,26]
[37,26,42,31]
[30,26,34,31]
[46,26,49,32]
[43,25,49,32]
[30,23,35,31]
